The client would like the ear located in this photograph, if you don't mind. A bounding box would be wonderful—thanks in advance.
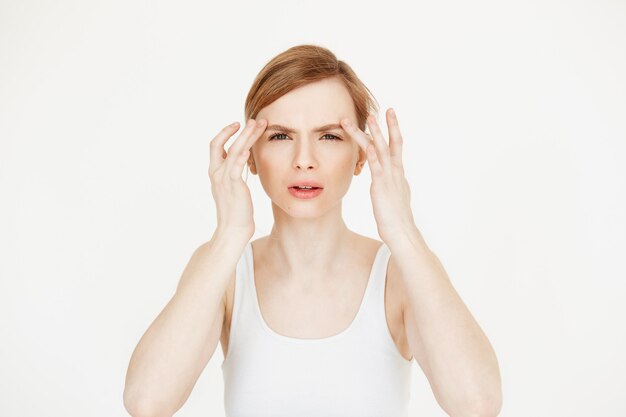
[354,146,367,176]
[247,153,258,175]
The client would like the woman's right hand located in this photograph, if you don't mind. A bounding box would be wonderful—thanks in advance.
[208,118,267,242]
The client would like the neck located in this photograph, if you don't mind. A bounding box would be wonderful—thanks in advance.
[261,202,356,284]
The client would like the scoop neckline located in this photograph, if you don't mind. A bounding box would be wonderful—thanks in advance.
[247,240,385,344]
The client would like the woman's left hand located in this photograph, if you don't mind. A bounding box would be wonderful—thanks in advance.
[341,108,418,245]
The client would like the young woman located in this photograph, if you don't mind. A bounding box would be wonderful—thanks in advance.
[124,44,502,417]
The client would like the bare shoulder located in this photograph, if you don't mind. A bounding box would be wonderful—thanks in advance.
[362,235,412,361]
[355,234,402,288]
[221,236,266,341]
[349,233,407,314]
[348,232,382,260]
[220,238,254,342]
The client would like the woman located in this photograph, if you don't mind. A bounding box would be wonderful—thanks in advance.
[124,44,502,417]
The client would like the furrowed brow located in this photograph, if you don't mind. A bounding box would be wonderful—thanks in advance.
[265,123,344,133]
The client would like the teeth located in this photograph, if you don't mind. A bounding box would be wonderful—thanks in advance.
[296,186,313,189]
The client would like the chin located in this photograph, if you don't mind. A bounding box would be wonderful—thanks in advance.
[272,198,329,219]
[284,204,326,218]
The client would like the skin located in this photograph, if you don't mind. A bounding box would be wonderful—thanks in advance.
[230,75,502,415]
[245,76,369,285]
[218,75,412,361]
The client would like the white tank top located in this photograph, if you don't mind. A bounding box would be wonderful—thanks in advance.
[221,241,413,417]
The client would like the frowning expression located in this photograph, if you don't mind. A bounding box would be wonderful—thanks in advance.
[248,77,367,216]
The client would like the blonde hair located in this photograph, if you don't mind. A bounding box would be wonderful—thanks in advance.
[244,44,379,132]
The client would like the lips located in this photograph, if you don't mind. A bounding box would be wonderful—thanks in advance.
[288,180,323,189]
[288,186,323,199]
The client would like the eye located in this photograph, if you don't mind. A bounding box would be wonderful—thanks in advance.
[268,133,343,141]
[268,133,289,141]
[321,134,342,141]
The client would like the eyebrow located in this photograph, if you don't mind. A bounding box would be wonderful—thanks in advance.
[265,123,344,134]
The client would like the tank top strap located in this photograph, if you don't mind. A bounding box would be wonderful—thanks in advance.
[355,242,392,328]
[372,242,392,296]
[353,242,411,362]
[221,241,250,363]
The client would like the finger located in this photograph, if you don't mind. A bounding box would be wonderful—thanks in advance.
[229,148,251,180]
[366,142,383,178]
[209,122,240,174]
[340,118,383,175]
[366,114,391,169]
[340,118,373,153]
[242,118,267,153]
[224,118,266,174]
[227,118,266,180]
[386,108,404,168]
[227,118,265,157]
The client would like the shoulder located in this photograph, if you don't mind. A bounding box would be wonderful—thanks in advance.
[349,232,381,253]
[376,239,407,315]
[350,234,406,312]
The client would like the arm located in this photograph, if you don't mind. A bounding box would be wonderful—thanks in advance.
[123,231,246,417]
[390,227,502,417]
[340,109,502,416]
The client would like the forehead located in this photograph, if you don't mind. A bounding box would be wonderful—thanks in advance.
[257,77,356,126]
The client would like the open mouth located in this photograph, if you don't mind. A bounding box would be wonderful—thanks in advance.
[288,186,324,199]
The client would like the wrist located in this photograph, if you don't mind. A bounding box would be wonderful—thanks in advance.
[212,227,251,247]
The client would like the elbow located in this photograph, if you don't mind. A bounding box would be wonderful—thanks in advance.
[462,391,503,417]
[123,389,174,417]
[443,385,502,417]
[124,401,173,417]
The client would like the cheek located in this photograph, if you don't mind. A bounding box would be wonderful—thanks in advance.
[253,146,274,168]
[340,158,355,172]
[333,150,358,171]
[254,150,286,187]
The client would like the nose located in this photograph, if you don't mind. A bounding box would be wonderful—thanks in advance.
[292,142,318,170]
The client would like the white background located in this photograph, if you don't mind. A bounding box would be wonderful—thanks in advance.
[1,0,625,416]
